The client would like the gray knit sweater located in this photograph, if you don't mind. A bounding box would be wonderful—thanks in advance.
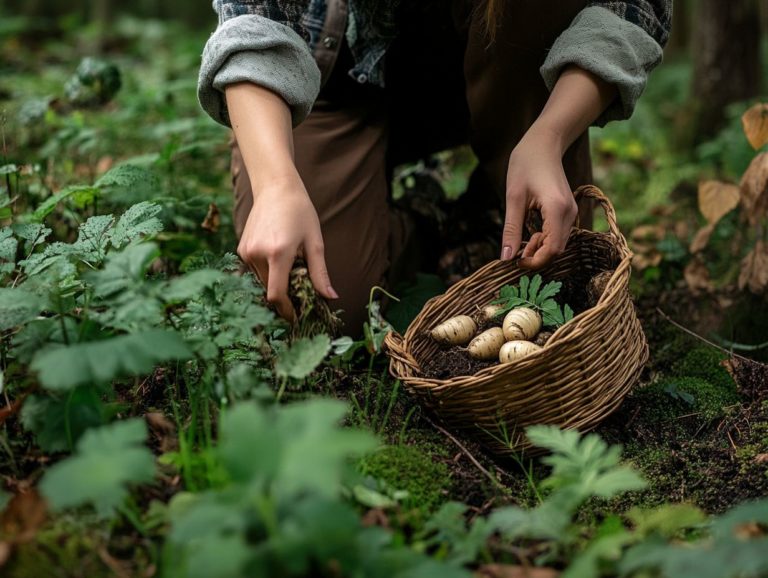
[198,5,663,128]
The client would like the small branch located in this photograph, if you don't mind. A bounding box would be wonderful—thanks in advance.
[656,308,753,363]
[424,415,506,492]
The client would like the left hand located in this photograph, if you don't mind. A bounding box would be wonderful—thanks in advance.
[500,125,578,269]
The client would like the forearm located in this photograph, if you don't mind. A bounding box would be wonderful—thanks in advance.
[527,66,617,155]
[225,82,300,196]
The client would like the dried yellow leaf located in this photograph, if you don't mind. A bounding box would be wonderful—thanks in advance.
[738,240,768,294]
[742,103,768,150]
[740,153,768,227]
[697,180,740,225]
[690,223,715,254]
[684,258,712,294]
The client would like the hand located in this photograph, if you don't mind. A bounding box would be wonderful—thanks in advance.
[500,125,578,269]
[237,174,338,322]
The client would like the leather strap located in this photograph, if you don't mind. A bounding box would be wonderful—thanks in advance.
[313,0,349,89]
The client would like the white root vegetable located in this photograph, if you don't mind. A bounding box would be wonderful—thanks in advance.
[430,315,477,345]
[467,327,505,360]
[502,307,542,341]
[477,304,504,323]
[499,340,542,363]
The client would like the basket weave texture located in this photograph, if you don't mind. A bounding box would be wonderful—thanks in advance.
[384,185,648,455]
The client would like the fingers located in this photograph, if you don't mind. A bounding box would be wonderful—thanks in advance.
[521,232,543,260]
[501,188,526,261]
[265,252,296,323]
[520,194,577,269]
[305,234,339,301]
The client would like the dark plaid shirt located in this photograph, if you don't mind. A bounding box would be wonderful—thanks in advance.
[213,0,671,87]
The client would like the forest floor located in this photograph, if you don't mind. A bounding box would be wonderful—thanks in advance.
[1,17,767,578]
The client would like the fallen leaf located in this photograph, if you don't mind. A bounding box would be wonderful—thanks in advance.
[0,542,10,568]
[740,153,768,226]
[145,412,174,434]
[690,224,715,253]
[742,103,768,150]
[650,204,678,218]
[0,395,25,425]
[754,453,768,464]
[632,251,662,271]
[738,240,768,294]
[477,565,560,578]
[630,224,666,242]
[96,156,114,175]
[361,507,391,529]
[674,220,690,240]
[698,180,740,225]
[146,412,177,453]
[734,521,767,540]
[684,257,713,293]
[201,203,220,233]
[0,489,47,544]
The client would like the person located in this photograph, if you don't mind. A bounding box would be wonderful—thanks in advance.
[198,0,671,333]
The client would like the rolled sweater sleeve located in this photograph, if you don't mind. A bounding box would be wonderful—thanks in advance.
[198,13,321,128]
[540,3,670,126]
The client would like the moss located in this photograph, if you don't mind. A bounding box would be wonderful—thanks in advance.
[6,514,153,578]
[672,346,735,391]
[359,443,452,516]
[657,376,740,421]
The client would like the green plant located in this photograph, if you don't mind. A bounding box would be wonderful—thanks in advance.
[493,275,574,327]
[163,399,471,578]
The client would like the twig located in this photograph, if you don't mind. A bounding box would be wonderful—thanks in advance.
[424,415,506,491]
[656,308,753,363]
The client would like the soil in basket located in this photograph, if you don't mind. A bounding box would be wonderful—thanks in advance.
[422,346,497,379]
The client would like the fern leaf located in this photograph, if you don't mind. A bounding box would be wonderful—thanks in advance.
[528,274,543,304]
[519,276,530,301]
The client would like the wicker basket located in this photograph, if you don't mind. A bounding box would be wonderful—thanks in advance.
[384,185,648,455]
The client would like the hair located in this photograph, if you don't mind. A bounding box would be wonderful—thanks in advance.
[484,0,502,41]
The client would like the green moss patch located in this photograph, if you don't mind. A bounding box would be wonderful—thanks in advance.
[359,444,452,516]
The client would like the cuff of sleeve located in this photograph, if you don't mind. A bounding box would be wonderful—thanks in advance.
[198,14,321,128]
[540,6,663,127]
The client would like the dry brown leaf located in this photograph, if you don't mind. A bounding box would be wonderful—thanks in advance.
[690,224,715,253]
[754,453,768,464]
[477,565,560,578]
[201,203,221,233]
[632,251,662,271]
[96,156,114,175]
[734,521,767,540]
[674,220,690,240]
[742,103,768,150]
[630,224,666,242]
[740,153,768,226]
[698,180,740,225]
[684,258,713,293]
[0,489,47,544]
[145,412,177,454]
[0,542,10,568]
[738,240,768,294]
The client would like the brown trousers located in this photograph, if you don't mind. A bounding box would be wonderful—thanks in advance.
[232,0,592,333]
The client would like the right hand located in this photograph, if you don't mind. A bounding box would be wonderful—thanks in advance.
[237,175,338,322]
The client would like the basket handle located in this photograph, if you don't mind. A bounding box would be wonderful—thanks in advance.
[574,184,631,256]
[383,331,421,373]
